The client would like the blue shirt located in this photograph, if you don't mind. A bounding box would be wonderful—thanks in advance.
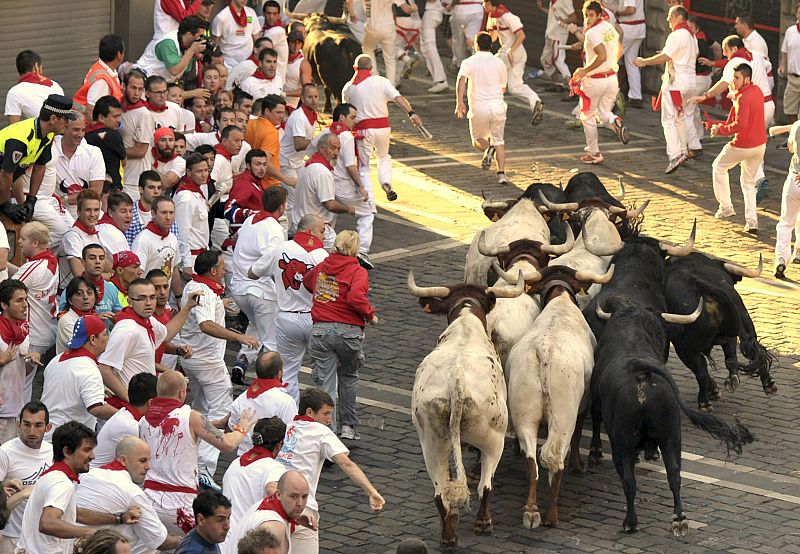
[58,278,124,317]
[174,529,221,554]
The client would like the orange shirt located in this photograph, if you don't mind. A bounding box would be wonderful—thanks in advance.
[245,117,281,188]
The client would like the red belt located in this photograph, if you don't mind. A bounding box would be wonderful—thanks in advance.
[620,19,645,25]
[190,248,206,255]
[144,480,198,495]
[589,70,616,79]
[765,95,774,102]
[355,117,390,131]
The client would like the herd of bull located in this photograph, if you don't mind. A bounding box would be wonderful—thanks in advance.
[406,172,776,547]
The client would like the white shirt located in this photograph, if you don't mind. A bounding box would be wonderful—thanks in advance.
[154,154,187,185]
[486,9,523,50]
[15,255,57,348]
[59,224,100,288]
[230,214,285,300]
[53,136,105,196]
[121,106,155,187]
[784,24,800,76]
[291,161,336,227]
[544,0,574,42]
[153,0,190,39]
[41,350,107,435]
[211,153,235,197]
[76,467,169,554]
[222,500,292,554]
[789,120,800,174]
[56,308,81,354]
[150,101,184,131]
[227,58,258,91]
[181,279,226,364]
[131,226,180,277]
[584,20,620,76]
[0,334,29,418]
[241,72,285,99]
[98,317,168,388]
[280,107,316,171]
[212,5,261,68]
[366,0,401,28]
[271,236,328,313]
[229,386,297,455]
[458,51,508,104]
[86,60,121,107]
[264,26,289,81]
[661,26,698,88]
[17,469,78,554]
[618,0,646,39]
[91,407,141,468]
[276,419,349,510]
[721,54,771,98]
[222,453,286,523]
[342,74,399,122]
[4,79,64,119]
[174,187,209,269]
[307,129,358,191]
[284,55,304,107]
[96,220,130,257]
[744,29,769,62]
[0,438,52,539]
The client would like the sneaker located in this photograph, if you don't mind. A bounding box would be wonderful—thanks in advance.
[231,358,248,386]
[581,152,604,164]
[744,222,758,235]
[340,425,361,440]
[628,98,644,109]
[357,253,374,271]
[531,101,544,126]
[497,172,509,184]
[665,154,688,174]
[714,206,736,218]
[775,257,787,279]
[198,474,222,492]
[402,54,419,80]
[428,81,449,93]
[792,254,800,264]
[615,91,626,117]
[566,118,582,129]
[613,117,629,144]
[756,178,769,205]
[687,149,703,159]
[481,145,496,170]
[528,68,545,80]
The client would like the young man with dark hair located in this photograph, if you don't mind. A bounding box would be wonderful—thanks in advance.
[53,114,106,220]
[225,149,270,236]
[135,15,209,88]
[232,89,254,117]
[175,490,234,552]
[284,32,313,108]
[212,0,261,69]
[85,95,126,191]
[245,94,294,190]
[146,268,192,370]
[241,48,284,99]
[97,191,135,257]
[58,243,124,318]
[73,34,125,119]
[261,1,288,81]
[5,49,64,125]
[121,70,155,202]
[144,75,186,133]
[175,153,212,276]
[127,171,162,245]
[60,189,104,287]
[132,196,182,297]
[227,38,273,91]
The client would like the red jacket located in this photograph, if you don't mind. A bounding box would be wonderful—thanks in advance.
[303,253,374,327]
[717,83,766,149]
[224,170,264,225]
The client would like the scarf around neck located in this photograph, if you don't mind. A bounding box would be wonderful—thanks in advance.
[115,306,155,343]
[18,72,53,86]
[144,397,185,427]
[41,461,81,483]
[258,495,300,533]
[239,445,275,466]
[246,378,287,399]
[145,220,170,239]
[0,315,28,346]
[192,274,225,296]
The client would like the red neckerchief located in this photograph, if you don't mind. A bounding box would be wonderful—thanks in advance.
[192,274,225,296]
[329,122,348,136]
[100,460,127,471]
[673,22,695,37]
[69,306,96,318]
[83,273,105,304]
[248,54,260,65]
[144,397,184,427]
[489,4,509,18]
[123,99,146,112]
[73,219,98,236]
[17,72,54,86]
[176,177,206,198]
[60,347,98,363]
[240,445,275,466]
[138,200,150,214]
[258,495,300,533]
[126,405,144,421]
[195,121,204,132]
[585,14,606,31]
[304,152,333,170]
[251,68,275,81]
[27,249,58,274]
[246,378,287,399]
[731,48,753,62]
[115,307,155,343]
[154,306,172,363]
[110,275,128,297]
[0,315,28,346]
[262,21,283,31]
[251,211,279,224]
[145,220,170,239]
[300,104,318,126]
[288,51,303,63]
[293,230,324,253]
[228,2,248,27]
[696,31,708,41]
[85,122,105,134]
[41,461,80,483]
[797,22,800,34]
[98,213,122,231]
[351,69,372,85]
[152,148,178,167]
[145,100,168,113]
[214,143,233,161]
[293,415,315,423]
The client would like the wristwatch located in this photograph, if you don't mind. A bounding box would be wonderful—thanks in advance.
[115,512,124,525]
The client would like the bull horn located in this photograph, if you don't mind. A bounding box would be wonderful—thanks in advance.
[624,198,650,219]
[477,231,510,256]
[537,190,579,212]
[618,176,625,199]
[595,303,613,321]
[328,14,348,24]
[480,199,510,210]
[481,189,487,200]
[541,224,575,255]
[607,205,626,215]
[575,264,615,284]
[286,10,308,20]
[582,221,624,256]
[491,261,542,284]
[407,271,450,298]
[661,298,704,325]
[659,219,696,257]
[724,253,763,278]
[487,271,525,298]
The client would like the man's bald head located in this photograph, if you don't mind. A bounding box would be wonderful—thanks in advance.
[276,470,309,518]
[157,370,188,399]
[296,214,324,233]
[115,436,151,485]
[278,470,309,495]
[354,54,372,70]
[255,351,283,379]
[115,436,148,458]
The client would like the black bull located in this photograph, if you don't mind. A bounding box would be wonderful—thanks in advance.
[302,14,361,112]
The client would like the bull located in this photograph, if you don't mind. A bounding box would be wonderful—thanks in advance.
[481,183,568,244]
[591,301,754,535]
[408,271,524,547]
[664,252,777,411]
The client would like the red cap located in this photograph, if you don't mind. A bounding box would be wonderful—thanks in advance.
[113,250,141,269]
[65,315,106,349]
[154,127,175,143]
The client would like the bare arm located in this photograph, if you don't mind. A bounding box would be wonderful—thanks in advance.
[264,156,297,187]
[332,453,385,512]
[164,292,200,342]
[158,535,183,550]
[98,363,129,402]
[77,504,140,526]
[199,320,260,347]
[126,142,149,160]
[258,520,291,551]
[67,257,85,279]
[40,507,94,539]
[293,136,311,151]
[189,410,253,452]
[636,52,670,67]
[6,115,21,125]
[780,52,788,77]
[322,199,355,215]
[88,403,118,421]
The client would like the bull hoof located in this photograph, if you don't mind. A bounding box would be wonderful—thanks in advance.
[724,374,740,393]
[644,447,660,461]
[439,537,458,549]
[588,450,603,469]
[473,518,493,536]
[698,401,713,413]
[622,522,638,533]
[522,509,541,529]
[709,385,721,401]
[763,381,778,395]
[543,516,559,528]
[633,451,642,464]
[571,457,587,474]
[672,516,689,537]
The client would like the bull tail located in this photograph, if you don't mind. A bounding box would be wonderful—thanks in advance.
[443,377,471,512]
[629,358,755,457]
[538,344,566,477]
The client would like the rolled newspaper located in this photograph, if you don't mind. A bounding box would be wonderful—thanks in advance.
[417,123,433,140]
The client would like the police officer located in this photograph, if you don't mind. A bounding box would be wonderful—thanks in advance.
[0,94,75,223]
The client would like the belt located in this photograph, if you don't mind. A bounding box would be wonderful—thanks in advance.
[355,117,391,130]
[765,95,774,102]
[191,248,207,255]
[589,70,617,79]
[144,480,197,495]
[286,310,311,314]
[620,19,645,25]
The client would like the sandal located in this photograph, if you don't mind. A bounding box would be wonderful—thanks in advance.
[381,184,398,201]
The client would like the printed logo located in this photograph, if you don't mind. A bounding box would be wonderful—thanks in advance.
[11,151,22,164]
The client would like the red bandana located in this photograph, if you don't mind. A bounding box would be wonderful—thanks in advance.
[68,306,97,318]
[731,48,753,62]
[258,495,300,533]
[73,219,98,236]
[246,378,287,399]
[83,273,105,304]
[125,405,144,422]
[293,230,324,253]
[144,397,185,427]
[304,152,333,170]
[98,213,122,231]
[60,346,98,363]
[252,68,275,81]
[27,249,58,274]
[239,445,275,466]
[301,104,317,126]
[123,99,146,112]
[193,274,225,296]
[329,122,348,136]
[116,307,155,343]
[85,122,106,135]
[228,2,249,27]
[489,4,509,18]
[41,461,80,483]
[110,275,128,297]
[288,51,303,63]
[262,22,284,31]
[0,316,28,346]
[293,415,315,423]
[145,100,168,113]
[673,22,695,37]
[145,220,170,239]
[251,211,279,224]
[176,177,206,198]
[152,148,178,168]
[351,69,372,85]
[214,143,233,160]
[17,72,53,86]
[100,460,127,471]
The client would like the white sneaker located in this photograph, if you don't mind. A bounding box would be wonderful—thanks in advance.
[428,81,449,93]
[340,425,360,440]
[714,206,736,219]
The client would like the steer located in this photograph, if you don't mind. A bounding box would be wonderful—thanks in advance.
[564,171,625,207]
[501,264,614,529]
[665,252,777,411]
[591,302,754,535]
[408,272,524,547]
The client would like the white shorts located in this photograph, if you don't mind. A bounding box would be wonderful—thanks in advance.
[468,99,507,146]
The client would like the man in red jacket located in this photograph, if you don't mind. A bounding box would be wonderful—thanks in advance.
[710,63,766,235]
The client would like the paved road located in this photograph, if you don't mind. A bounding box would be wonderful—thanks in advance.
[221,68,800,553]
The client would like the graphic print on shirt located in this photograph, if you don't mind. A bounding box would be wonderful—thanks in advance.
[277,424,298,463]
[279,253,313,290]
[158,247,176,278]
[314,272,339,303]
[59,177,89,197]
[20,463,50,486]
[156,416,184,457]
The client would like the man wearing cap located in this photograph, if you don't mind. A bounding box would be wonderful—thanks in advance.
[109,250,144,307]
[52,114,106,220]
[99,278,199,405]
[73,34,125,120]
[153,128,187,190]
[0,93,75,224]
[40,314,118,438]
[5,50,64,125]
[284,31,313,109]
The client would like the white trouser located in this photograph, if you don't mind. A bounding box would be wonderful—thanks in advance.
[363,24,398,85]
[541,37,570,81]
[145,489,195,535]
[621,35,644,100]
[468,98,507,147]
[450,8,482,66]
[421,8,446,83]
[335,177,376,254]
[357,127,392,192]
[661,86,698,160]
[33,196,74,253]
[282,168,298,231]
[323,223,336,250]
[499,48,540,111]
[348,1,366,43]
[275,311,312,403]
[712,142,766,227]
[183,361,233,479]
[233,293,277,354]
[580,75,620,155]
[775,169,800,263]
[395,17,421,79]
[755,100,776,183]
[692,74,712,143]
[291,507,320,554]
